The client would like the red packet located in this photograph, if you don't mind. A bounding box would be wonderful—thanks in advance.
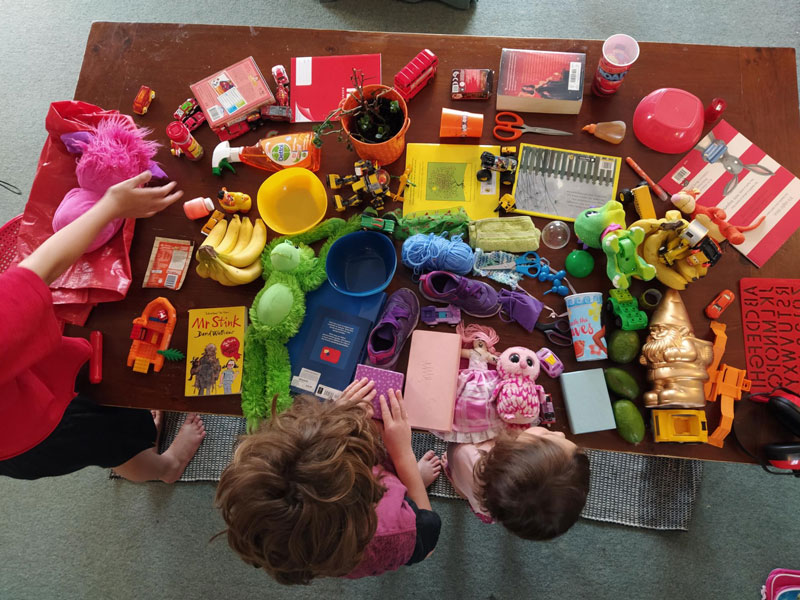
[142,237,193,291]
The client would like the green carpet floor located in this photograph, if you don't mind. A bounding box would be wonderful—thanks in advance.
[1,2,799,598]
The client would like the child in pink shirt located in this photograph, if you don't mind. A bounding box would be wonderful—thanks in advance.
[446,427,590,539]
[215,380,442,583]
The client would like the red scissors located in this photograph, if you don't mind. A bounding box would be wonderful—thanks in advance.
[492,111,572,141]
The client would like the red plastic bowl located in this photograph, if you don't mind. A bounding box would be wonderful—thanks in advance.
[633,88,704,154]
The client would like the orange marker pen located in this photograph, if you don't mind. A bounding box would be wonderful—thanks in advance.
[626,156,669,202]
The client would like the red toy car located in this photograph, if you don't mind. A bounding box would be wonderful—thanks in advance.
[705,289,735,319]
[215,121,251,142]
[132,85,155,115]
[271,64,290,107]
[173,97,198,120]
[183,110,206,131]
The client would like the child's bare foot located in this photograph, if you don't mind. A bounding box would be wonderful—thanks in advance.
[151,410,164,448]
[418,450,442,487]
[160,413,206,483]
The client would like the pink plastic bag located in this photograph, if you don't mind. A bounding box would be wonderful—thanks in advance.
[15,101,136,326]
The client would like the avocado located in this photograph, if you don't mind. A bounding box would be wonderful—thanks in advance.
[613,399,646,444]
[608,329,640,364]
[604,367,640,400]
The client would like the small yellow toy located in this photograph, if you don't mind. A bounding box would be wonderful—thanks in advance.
[496,193,516,213]
[652,409,709,443]
[218,187,252,213]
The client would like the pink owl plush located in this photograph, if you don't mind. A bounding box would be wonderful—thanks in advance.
[52,115,161,253]
[493,346,545,429]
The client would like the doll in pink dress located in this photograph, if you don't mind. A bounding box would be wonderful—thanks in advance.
[435,323,504,443]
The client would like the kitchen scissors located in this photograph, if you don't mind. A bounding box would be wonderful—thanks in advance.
[534,317,572,347]
[492,111,572,141]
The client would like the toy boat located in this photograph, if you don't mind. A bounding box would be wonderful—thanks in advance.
[127,297,177,374]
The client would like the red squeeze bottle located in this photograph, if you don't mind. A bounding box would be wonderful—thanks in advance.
[166,121,204,160]
[90,330,103,384]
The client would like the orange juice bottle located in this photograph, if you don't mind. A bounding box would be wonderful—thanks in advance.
[582,121,627,144]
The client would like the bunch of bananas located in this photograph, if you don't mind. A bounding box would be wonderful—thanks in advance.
[630,210,709,290]
[196,215,267,286]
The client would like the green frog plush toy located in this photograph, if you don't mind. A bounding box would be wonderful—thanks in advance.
[574,200,655,290]
[241,217,357,431]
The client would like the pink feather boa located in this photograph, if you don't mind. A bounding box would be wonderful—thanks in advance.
[52,115,159,252]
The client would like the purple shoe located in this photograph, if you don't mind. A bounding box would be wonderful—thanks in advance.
[419,271,500,318]
[367,288,420,367]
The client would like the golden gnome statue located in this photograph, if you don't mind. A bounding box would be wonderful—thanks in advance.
[639,289,714,408]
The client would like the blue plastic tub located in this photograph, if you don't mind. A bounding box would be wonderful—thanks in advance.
[326,231,397,296]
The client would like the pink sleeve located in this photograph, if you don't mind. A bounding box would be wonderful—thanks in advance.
[0,267,63,385]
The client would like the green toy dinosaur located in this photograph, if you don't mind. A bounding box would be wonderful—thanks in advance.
[574,199,656,290]
[241,217,359,431]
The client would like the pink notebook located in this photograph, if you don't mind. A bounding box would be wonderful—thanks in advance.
[354,364,404,421]
[403,330,461,432]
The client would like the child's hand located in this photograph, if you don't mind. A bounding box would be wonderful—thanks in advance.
[336,377,376,418]
[379,389,412,461]
[98,171,183,220]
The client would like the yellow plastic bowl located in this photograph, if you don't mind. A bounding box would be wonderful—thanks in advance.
[256,168,327,235]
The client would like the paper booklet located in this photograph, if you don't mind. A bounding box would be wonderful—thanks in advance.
[658,120,800,268]
[510,143,621,222]
[403,143,501,220]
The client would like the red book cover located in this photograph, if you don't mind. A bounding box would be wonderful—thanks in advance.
[290,54,381,123]
[496,49,585,114]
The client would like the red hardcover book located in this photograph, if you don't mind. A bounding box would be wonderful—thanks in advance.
[496,48,585,114]
[290,53,382,123]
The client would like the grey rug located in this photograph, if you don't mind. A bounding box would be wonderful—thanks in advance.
[122,413,702,531]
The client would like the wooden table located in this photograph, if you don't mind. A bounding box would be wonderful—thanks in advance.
[66,22,800,464]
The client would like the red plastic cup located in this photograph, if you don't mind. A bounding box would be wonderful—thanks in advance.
[592,34,640,96]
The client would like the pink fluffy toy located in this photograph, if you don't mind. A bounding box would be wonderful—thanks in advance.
[52,115,161,253]
[493,346,545,429]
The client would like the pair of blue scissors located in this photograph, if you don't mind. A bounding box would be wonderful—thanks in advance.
[480,251,546,279]
[535,317,572,347]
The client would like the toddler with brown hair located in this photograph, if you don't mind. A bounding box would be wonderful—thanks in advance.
[215,379,441,584]
[446,426,590,539]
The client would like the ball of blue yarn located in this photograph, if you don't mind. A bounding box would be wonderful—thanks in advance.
[401,232,474,275]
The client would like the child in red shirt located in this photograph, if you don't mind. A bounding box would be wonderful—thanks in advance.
[0,171,206,482]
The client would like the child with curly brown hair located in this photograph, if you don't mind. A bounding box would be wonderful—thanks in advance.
[215,379,442,584]
[446,427,590,539]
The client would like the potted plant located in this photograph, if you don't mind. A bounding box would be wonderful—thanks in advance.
[312,70,411,166]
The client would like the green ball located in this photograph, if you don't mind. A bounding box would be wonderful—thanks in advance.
[565,250,594,278]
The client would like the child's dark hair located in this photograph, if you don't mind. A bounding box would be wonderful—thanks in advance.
[475,432,590,540]
[215,395,386,584]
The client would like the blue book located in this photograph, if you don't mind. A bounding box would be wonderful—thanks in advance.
[288,282,385,399]
[559,368,616,434]
[290,307,372,400]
